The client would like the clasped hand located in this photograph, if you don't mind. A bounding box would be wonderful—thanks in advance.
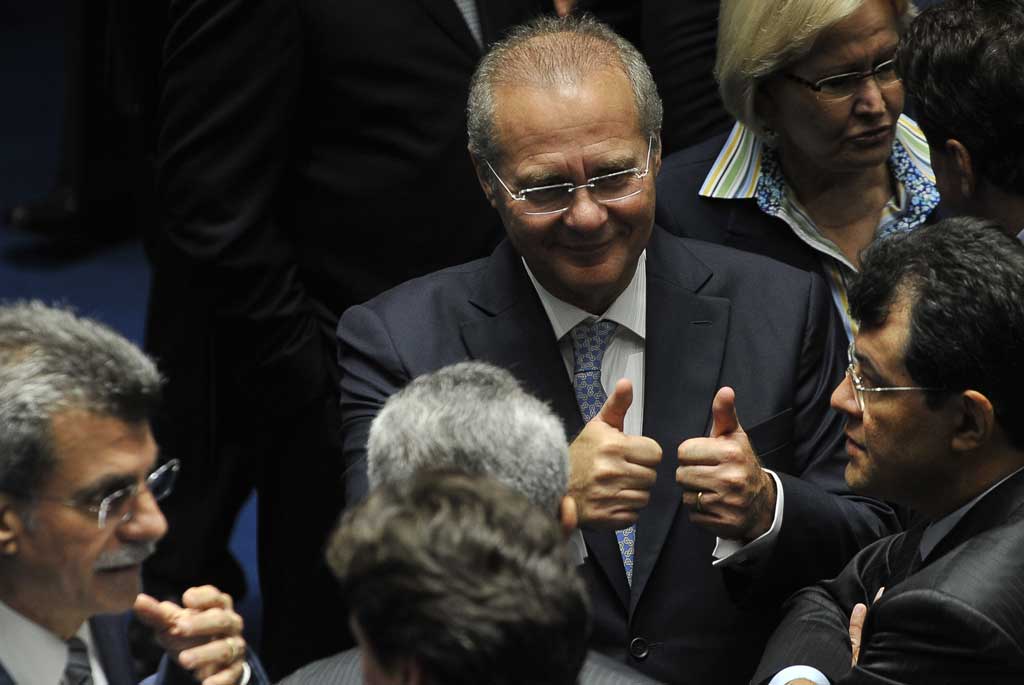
[134,585,247,685]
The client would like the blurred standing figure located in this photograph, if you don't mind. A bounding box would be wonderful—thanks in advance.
[143,0,548,678]
[656,0,941,341]
[898,0,1024,241]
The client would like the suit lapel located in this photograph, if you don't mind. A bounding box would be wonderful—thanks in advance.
[628,229,729,611]
[90,614,137,685]
[923,467,1024,567]
[462,241,583,440]
[415,0,481,57]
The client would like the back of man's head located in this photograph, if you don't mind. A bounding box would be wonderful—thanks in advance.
[898,0,1024,197]
[367,361,568,516]
[0,301,162,498]
[850,216,1024,448]
[327,469,590,685]
[466,14,662,164]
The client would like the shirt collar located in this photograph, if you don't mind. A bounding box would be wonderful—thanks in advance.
[919,465,1024,561]
[0,599,92,685]
[700,115,937,201]
[523,251,647,342]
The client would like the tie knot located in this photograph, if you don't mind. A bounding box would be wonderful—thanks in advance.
[569,320,618,374]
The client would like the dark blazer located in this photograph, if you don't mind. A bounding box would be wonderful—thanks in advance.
[0,613,269,685]
[144,0,546,677]
[337,228,898,684]
[655,133,836,282]
[754,468,1024,684]
[279,647,665,685]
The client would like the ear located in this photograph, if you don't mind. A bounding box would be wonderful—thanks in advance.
[650,129,663,178]
[470,150,501,210]
[950,389,994,453]
[945,139,976,200]
[0,496,26,557]
[558,495,578,538]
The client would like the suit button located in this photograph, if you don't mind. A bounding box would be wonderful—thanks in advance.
[629,637,649,660]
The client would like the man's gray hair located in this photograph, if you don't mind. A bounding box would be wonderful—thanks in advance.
[367,361,568,515]
[0,301,162,497]
[467,14,663,163]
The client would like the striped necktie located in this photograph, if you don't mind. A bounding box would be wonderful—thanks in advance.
[62,636,93,685]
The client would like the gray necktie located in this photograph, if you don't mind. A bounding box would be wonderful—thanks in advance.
[62,636,93,685]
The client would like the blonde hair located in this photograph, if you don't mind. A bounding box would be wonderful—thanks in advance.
[716,0,915,136]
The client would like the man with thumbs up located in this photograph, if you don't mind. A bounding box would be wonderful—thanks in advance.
[338,15,897,685]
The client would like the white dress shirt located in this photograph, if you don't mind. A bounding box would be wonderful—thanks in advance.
[523,251,784,567]
[0,599,109,685]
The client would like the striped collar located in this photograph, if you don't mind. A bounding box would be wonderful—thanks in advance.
[700,115,935,199]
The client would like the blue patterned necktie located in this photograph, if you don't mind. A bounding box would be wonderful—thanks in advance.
[62,636,93,685]
[569,320,636,585]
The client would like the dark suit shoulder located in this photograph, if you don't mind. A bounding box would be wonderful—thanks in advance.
[579,650,665,685]
[277,648,363,684]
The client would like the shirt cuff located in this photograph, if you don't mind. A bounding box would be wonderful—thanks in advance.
[768,665,830,685]
[712,469,784,568]
[240,660,252,685]
[568,528,588,565]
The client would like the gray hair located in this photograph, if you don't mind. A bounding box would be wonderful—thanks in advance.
[716,0,916,137]
[467,14,663,163]
[0,301,162,497]
[367,362,568,516]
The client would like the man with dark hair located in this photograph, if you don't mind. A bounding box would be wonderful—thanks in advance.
[755,217,1024,685]
[898,0,1024,240]
[0,302,264,685]
[327,470,589,685]
[339,15,897,684]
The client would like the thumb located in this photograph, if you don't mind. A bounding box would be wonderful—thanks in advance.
[595,378,633,431]
[710,386,742,438]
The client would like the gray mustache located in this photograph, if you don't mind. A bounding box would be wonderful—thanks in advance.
[94,541,156,570]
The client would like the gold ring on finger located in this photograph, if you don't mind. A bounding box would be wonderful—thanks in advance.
[696,490,704,513]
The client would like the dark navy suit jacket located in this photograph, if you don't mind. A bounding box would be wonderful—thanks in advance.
[337,228,898,684]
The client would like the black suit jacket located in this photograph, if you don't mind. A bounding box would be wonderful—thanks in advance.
[754,468,1024,684]
[279,647,664,685]
[145,0,546,676]
[337,228,897,684]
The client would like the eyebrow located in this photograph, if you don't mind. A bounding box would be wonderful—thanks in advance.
[815,47,898,77]
[72,474,137,503]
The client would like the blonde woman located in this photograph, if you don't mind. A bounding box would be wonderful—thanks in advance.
[655,0,941,340]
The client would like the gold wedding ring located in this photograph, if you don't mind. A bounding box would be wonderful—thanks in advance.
[696,490,704,513]
[226,636,241,662]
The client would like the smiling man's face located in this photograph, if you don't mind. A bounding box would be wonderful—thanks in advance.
[480,66,659,315]
[1,410,167,637]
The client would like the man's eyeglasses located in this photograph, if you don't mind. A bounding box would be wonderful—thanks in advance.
[43,459,180,528]
[845,342,942,412]
[783,58,901,103]
[486,136,654,216]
